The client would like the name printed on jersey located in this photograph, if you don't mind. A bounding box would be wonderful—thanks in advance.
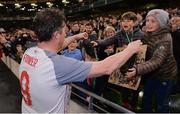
[23,54,38,67]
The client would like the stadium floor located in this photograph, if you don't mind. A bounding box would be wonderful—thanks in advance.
[0,60,21,113]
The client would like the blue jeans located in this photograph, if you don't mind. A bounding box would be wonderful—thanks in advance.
[143,78,174,112]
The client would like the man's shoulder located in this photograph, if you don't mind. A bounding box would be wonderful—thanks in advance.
[25,46,38,53]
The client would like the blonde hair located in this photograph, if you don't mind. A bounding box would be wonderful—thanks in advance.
[103,26,116,37]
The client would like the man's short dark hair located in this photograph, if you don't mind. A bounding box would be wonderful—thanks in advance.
[33,8,66,42]
[85,22,94,28]
[121,11,137,22]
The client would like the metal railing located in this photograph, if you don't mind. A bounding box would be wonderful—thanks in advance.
[70,83,134,113]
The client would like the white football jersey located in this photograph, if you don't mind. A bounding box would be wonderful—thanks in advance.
[19,46,92,113]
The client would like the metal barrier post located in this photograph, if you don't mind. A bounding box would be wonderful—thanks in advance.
[88,96,94,112]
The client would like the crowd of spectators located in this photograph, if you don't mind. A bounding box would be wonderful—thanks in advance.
[0,7,180,112]
[0,28,37,63]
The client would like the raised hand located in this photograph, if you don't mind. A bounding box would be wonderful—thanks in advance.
[75,32,88,40]
[127,40,143,54]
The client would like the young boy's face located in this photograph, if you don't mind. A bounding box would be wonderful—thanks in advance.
[145,16,160,32]
[68,40,78,51]
[121,19,135,31]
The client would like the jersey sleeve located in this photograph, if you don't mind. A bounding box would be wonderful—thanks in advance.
[51,55,92,85]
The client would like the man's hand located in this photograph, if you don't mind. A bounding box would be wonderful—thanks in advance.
[126,40,143,54]
[125,68,136,79]
[75,32,88,40]
[60,32,88,52]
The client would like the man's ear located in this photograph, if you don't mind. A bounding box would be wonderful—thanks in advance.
[52,31,60,39]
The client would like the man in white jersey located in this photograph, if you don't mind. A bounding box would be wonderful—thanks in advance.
[19,8,142,113]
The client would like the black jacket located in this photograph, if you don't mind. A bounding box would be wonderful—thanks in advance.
[172,28,180,65]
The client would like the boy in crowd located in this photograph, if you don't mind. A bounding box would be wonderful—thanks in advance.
[62,40,82,61]
[91,11,144,111]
